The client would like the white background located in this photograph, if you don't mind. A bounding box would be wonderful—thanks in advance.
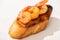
[0,0,60,40]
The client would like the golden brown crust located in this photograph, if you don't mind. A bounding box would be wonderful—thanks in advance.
[9,19,48,39]
[8,20,27,39]
[22,20,48,38]
[8,5,53,39]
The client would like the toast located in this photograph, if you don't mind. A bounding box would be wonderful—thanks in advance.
[8,0,53,39]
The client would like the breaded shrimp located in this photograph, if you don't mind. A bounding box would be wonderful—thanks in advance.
[35,0,48,7]
[39,5,48,14]
[17,0,48,24]
[18,11,32,24]
[29,6,40,19]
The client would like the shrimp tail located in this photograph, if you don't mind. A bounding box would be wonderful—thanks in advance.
[35,0,48,7]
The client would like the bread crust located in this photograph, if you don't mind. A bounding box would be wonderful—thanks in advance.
[8,5,53,39]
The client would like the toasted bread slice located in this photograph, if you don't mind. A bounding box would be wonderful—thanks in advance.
[8,5,53,39]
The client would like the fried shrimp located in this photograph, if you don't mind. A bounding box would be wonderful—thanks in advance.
[29,7,40,19]
[18,12,31,24]
[28,0,48,19]
[35,0,48,7]
[39,5,48,14]
[17,0,48,24]
[35,0,48,14]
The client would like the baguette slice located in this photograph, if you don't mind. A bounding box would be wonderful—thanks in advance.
[8,5,53,39]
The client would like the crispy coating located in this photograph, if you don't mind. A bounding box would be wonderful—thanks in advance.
[18,12,32,24]
[17,5,48,24]
[35,0,48,7]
